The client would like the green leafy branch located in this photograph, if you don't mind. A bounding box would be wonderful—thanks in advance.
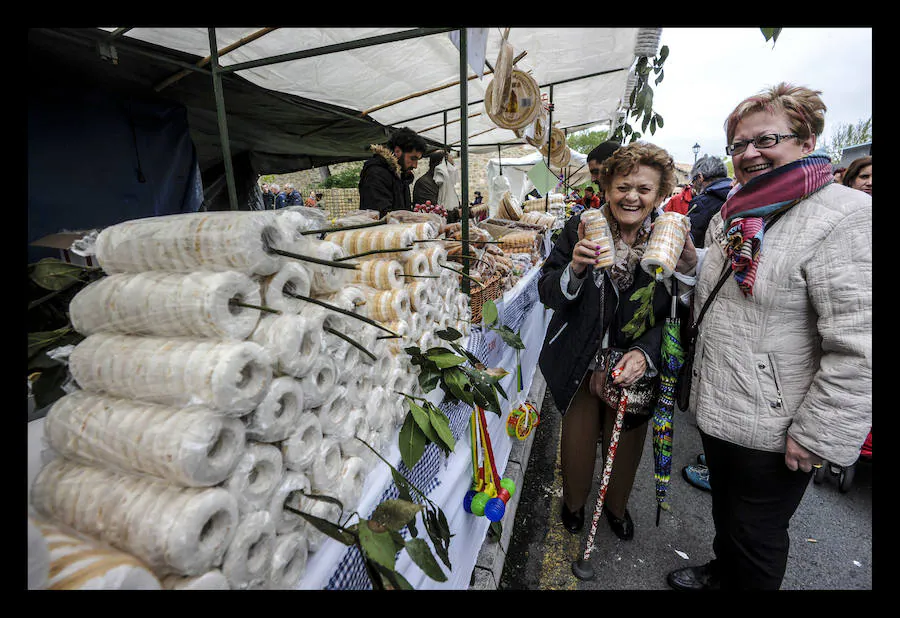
[399,327,509,470]
[613,46,668,144]
[620,279,657,341]
[286,439,453,589]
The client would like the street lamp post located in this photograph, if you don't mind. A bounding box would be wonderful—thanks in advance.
[692,143,701,164]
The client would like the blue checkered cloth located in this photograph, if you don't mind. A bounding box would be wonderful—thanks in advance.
[324,272,541,589]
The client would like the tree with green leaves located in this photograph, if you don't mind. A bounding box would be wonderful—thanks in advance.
[567,129,610,155]
[612,46,668,145]
[823,118,872,164]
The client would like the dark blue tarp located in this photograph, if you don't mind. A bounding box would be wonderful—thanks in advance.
[28,83,203,264]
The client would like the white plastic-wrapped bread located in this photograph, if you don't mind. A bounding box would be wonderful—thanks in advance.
[422,244,448,275]
[406,280,432,312]
[307,239,351,295]
[27,516,50,589]
[243,376,305,443]
[249,312,324,379]
[69,270,262,340]
[280,411,324,474]
[221,510,276,590]
[31,516,161,590]
[580,209,616,269]
[31,458,239,576]
[323,285,369,317]
[268,531,308,590]
[274,209,316,256]
[296,354,337,409]
[641,210,691,279]
[352,258,404,290]
[222,441,284,515]
[311,436,343,493]
[45,390,246,487]
[69,333,272,415]
[324,223,417,260]
[335,456,368,513]
[305,499,341,553]
[363,288,411,323]
[314,386,351,435]
[330,407,370,454]
[161,569,231,590]
[94,211,286,276]
[258,261,312,314]
[268,470,313,534]
[403,250,431,279]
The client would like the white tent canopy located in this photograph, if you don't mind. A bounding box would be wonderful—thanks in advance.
[98,27,661,154]
[485,149,590,212]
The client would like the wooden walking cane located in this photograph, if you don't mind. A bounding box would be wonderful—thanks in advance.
[573,368,627,580]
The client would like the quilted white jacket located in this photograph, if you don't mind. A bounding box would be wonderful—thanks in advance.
[689,182,872,467]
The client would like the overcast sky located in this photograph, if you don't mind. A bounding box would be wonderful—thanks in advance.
[639,27,872,166]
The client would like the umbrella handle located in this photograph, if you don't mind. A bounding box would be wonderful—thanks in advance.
[580,390,627,563]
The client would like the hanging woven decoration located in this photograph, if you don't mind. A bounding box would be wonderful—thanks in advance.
[484,69,542,132]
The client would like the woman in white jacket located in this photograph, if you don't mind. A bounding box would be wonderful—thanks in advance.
[667,83,872,591]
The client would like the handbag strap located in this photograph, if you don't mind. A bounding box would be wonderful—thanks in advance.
[692,210,787,330]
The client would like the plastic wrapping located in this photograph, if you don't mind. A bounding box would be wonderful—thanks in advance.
[280,411,324,474]
[580,209,616,269]
[311,436,343,492]
[641,210,691,279]
[243,376,305,443]
[69,333,272,415]
[403,250,431,278]
[305,500,341,553]
[351,258,405,290]
[422,244,448,275]
[221,510,276,590]
[335,456,367,512]
[314,386,352,435]
[307,239,351,295]
[268,531,309,590]
[296,354,337,409]
[249,312,324,378]
[222,441,284,515]
[69,270,262,340]
[32,458,239,576]
[45,390,246,487]
[406,280,432,312]
[331,407,370,454]
[273,209,316,256]
[27,516,50,590]
[30,516,162,590]
[161,569,231,590]
[94,211,286,276]
[258,261,312,314]
[268,470,313,534]
[324,223,417,260]
[363,288,411,323]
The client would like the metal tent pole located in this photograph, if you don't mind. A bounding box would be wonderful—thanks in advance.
[459,28,470,296]
[208,28,239,211]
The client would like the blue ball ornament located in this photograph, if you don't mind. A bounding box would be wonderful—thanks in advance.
[484,497,506,522]
[463,489,478,513]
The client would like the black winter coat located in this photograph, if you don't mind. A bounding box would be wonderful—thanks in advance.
[687,177,732,248]
[358,146,414,217]
[537,213,673,427]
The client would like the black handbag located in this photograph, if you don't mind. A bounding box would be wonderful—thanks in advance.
[591,347,659,416]
[675,211,786,410]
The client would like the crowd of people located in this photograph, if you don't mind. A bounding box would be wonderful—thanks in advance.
[538,82,871,591]
[251,84,870,590]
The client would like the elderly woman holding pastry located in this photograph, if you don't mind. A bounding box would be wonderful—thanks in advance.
[538,141,695,541]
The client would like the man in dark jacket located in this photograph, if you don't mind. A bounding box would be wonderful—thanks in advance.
[359,127,426,217]
[413,151,445,206]
[687,155,732,248]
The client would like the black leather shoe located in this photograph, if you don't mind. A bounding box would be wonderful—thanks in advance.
[667,563,720,590]
[560,503,584,533]
[605,509,634,541]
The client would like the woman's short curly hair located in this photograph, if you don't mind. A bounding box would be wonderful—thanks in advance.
[597,141,676,201]
[724,82,827,146]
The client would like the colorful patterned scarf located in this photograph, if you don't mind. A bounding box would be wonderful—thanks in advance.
[720,151,833,296]
[602,203,652,291]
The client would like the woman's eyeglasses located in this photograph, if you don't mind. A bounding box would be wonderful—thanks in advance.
[726,133,798,156]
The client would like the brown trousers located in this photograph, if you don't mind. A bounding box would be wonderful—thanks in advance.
[560,372,648,519]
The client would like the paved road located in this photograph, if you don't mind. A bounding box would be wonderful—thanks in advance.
[498,384,873,591]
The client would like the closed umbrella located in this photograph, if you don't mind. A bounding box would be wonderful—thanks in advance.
[651,294,685,525]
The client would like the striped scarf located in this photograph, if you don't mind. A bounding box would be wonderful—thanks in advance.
[721,151,833,296]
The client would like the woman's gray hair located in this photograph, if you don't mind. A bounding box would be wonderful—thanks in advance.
[691,155,727,180]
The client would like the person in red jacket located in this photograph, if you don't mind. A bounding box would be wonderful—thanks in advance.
[576,185,601,209]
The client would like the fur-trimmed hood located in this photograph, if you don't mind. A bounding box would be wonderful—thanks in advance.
[369,144,401,178]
